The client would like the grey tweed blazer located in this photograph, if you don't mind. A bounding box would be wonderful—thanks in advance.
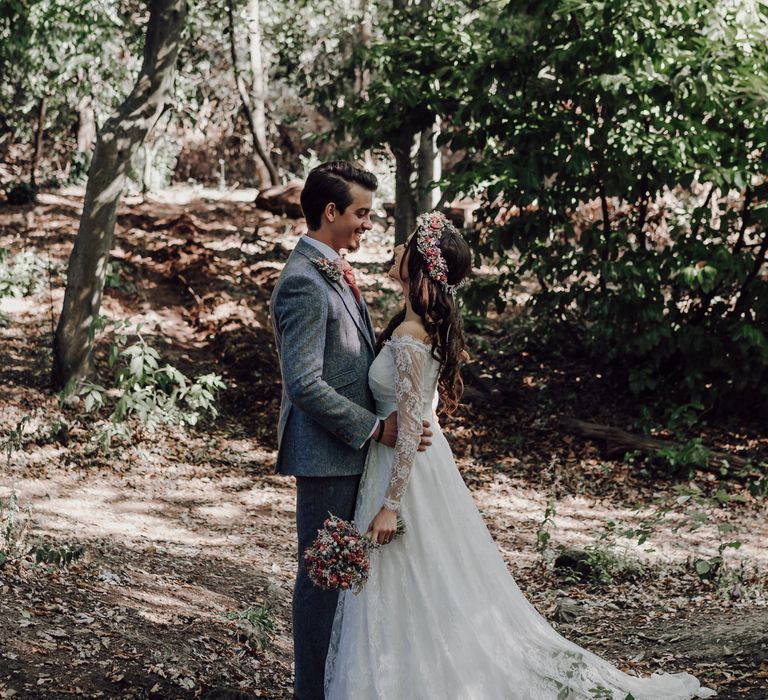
[270,237,378,477]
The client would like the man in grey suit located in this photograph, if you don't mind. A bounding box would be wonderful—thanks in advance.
[271,161,430,699]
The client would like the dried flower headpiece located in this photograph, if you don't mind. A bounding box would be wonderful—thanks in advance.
[414,211,467,296]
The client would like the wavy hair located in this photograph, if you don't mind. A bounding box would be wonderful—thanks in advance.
[376,220,472,415]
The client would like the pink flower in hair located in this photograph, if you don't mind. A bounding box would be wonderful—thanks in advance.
[413,211,467,296]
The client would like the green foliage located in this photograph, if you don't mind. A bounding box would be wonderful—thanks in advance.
[1,489,83,570]
[61,321,226,450]
[310,2,465,150]
[0,250,47,299]
[2,416,30,464]
[0,489,32,567]
[104,260,135,293]
[66,150,92,185]
[445,0,768,417]
[225,603,276,651]
[607,480,759,587]
[535,498,558,553]
[655,438,711,477]
[0,0,145,141]
[320,0,768,417]
[33,542,85,567]
[560,525,646,586]
[4,182,38,204]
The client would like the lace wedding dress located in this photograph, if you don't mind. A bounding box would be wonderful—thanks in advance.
[325,335,716,700]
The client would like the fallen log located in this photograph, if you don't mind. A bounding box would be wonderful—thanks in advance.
[558,416,760,478]
[254,180,304,219]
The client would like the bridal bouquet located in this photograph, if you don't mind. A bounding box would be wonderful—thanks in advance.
[304,513,405,594]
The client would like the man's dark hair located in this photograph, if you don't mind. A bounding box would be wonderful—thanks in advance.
[300,161,378,230]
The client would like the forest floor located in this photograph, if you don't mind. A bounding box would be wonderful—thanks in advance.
[0,185,767,700]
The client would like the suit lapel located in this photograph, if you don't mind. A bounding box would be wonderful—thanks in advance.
[295,239,374,353]
[361,300,377,349]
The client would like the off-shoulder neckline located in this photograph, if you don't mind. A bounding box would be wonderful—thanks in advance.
[385,334,432,350]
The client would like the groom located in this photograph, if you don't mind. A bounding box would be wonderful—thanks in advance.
[270,160,431,700]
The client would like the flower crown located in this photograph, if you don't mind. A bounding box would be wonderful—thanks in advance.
[414,211,467,296]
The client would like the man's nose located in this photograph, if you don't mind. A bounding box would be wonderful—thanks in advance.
[363,215,373,230]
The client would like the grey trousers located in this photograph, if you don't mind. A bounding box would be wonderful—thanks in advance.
[293,474,361,700]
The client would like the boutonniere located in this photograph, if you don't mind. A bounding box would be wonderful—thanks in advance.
[311,257,344,284]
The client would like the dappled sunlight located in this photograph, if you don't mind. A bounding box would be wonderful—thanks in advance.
[473,475,768,573]
[2,180,766,697]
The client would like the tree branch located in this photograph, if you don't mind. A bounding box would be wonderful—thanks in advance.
[731,230,768,318]
[690,183,716,239]
[732,185,752,256]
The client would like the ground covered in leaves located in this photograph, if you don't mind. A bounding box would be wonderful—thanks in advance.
[0,186,766,699]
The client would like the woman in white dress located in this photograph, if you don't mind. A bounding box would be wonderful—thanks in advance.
[324,212,716,700]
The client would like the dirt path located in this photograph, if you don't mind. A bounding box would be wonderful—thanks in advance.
[0,188,766,699]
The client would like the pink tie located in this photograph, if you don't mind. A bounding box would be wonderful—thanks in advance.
[340,258,362,305]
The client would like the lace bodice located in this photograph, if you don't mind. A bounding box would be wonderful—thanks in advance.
[368,335,441,512]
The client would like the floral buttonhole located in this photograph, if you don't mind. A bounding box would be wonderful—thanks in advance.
[312,257,344,285]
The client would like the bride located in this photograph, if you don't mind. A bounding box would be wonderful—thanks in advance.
[323,212,716,699]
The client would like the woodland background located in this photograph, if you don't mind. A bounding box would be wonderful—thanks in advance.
[0,0,767,698]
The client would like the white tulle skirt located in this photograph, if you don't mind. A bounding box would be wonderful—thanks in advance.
[324,421,716,700]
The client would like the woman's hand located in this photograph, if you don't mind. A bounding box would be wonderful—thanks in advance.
[367,506,398,545]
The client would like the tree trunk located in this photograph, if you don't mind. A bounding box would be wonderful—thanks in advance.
[415,0,437,213]
[417,117,441,212]
[355,0,372,95]
[558,417,758,478]
[357,0,374,171]
[391,129,418,246]
[246,0,277,187]
[141,140,157,194]
[416,125,434,213]
[30,96,47,187]
[76,95,96,153]
[52,0,187,390]
[227,0,279,187]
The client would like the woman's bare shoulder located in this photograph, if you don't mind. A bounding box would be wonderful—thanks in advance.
[392,320,430,345]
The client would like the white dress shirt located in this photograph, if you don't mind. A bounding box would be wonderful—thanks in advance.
[303,234,341,260]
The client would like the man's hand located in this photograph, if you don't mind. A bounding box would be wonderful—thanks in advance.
[375,411,433,451]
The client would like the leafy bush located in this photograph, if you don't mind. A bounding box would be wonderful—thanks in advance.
[326,0,768,418]
[225,603,276,652]
[1,491,85,569]
[654,438,711,477]
[0,250,47,299]
[62,321,226,450]
[444,0,768,417]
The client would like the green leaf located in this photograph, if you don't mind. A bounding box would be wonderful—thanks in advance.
[695,559,711,575]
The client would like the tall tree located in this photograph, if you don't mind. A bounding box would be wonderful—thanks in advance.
[247,0,276,187]
[304,0,451,243]
[52,0,188,389]
[227,0,279,187]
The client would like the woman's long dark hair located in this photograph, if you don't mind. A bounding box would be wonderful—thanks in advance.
[376,220,472,415]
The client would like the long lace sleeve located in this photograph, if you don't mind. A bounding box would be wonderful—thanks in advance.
[383,336,430,512]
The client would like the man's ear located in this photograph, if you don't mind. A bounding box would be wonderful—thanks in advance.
[324,201,337,223]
